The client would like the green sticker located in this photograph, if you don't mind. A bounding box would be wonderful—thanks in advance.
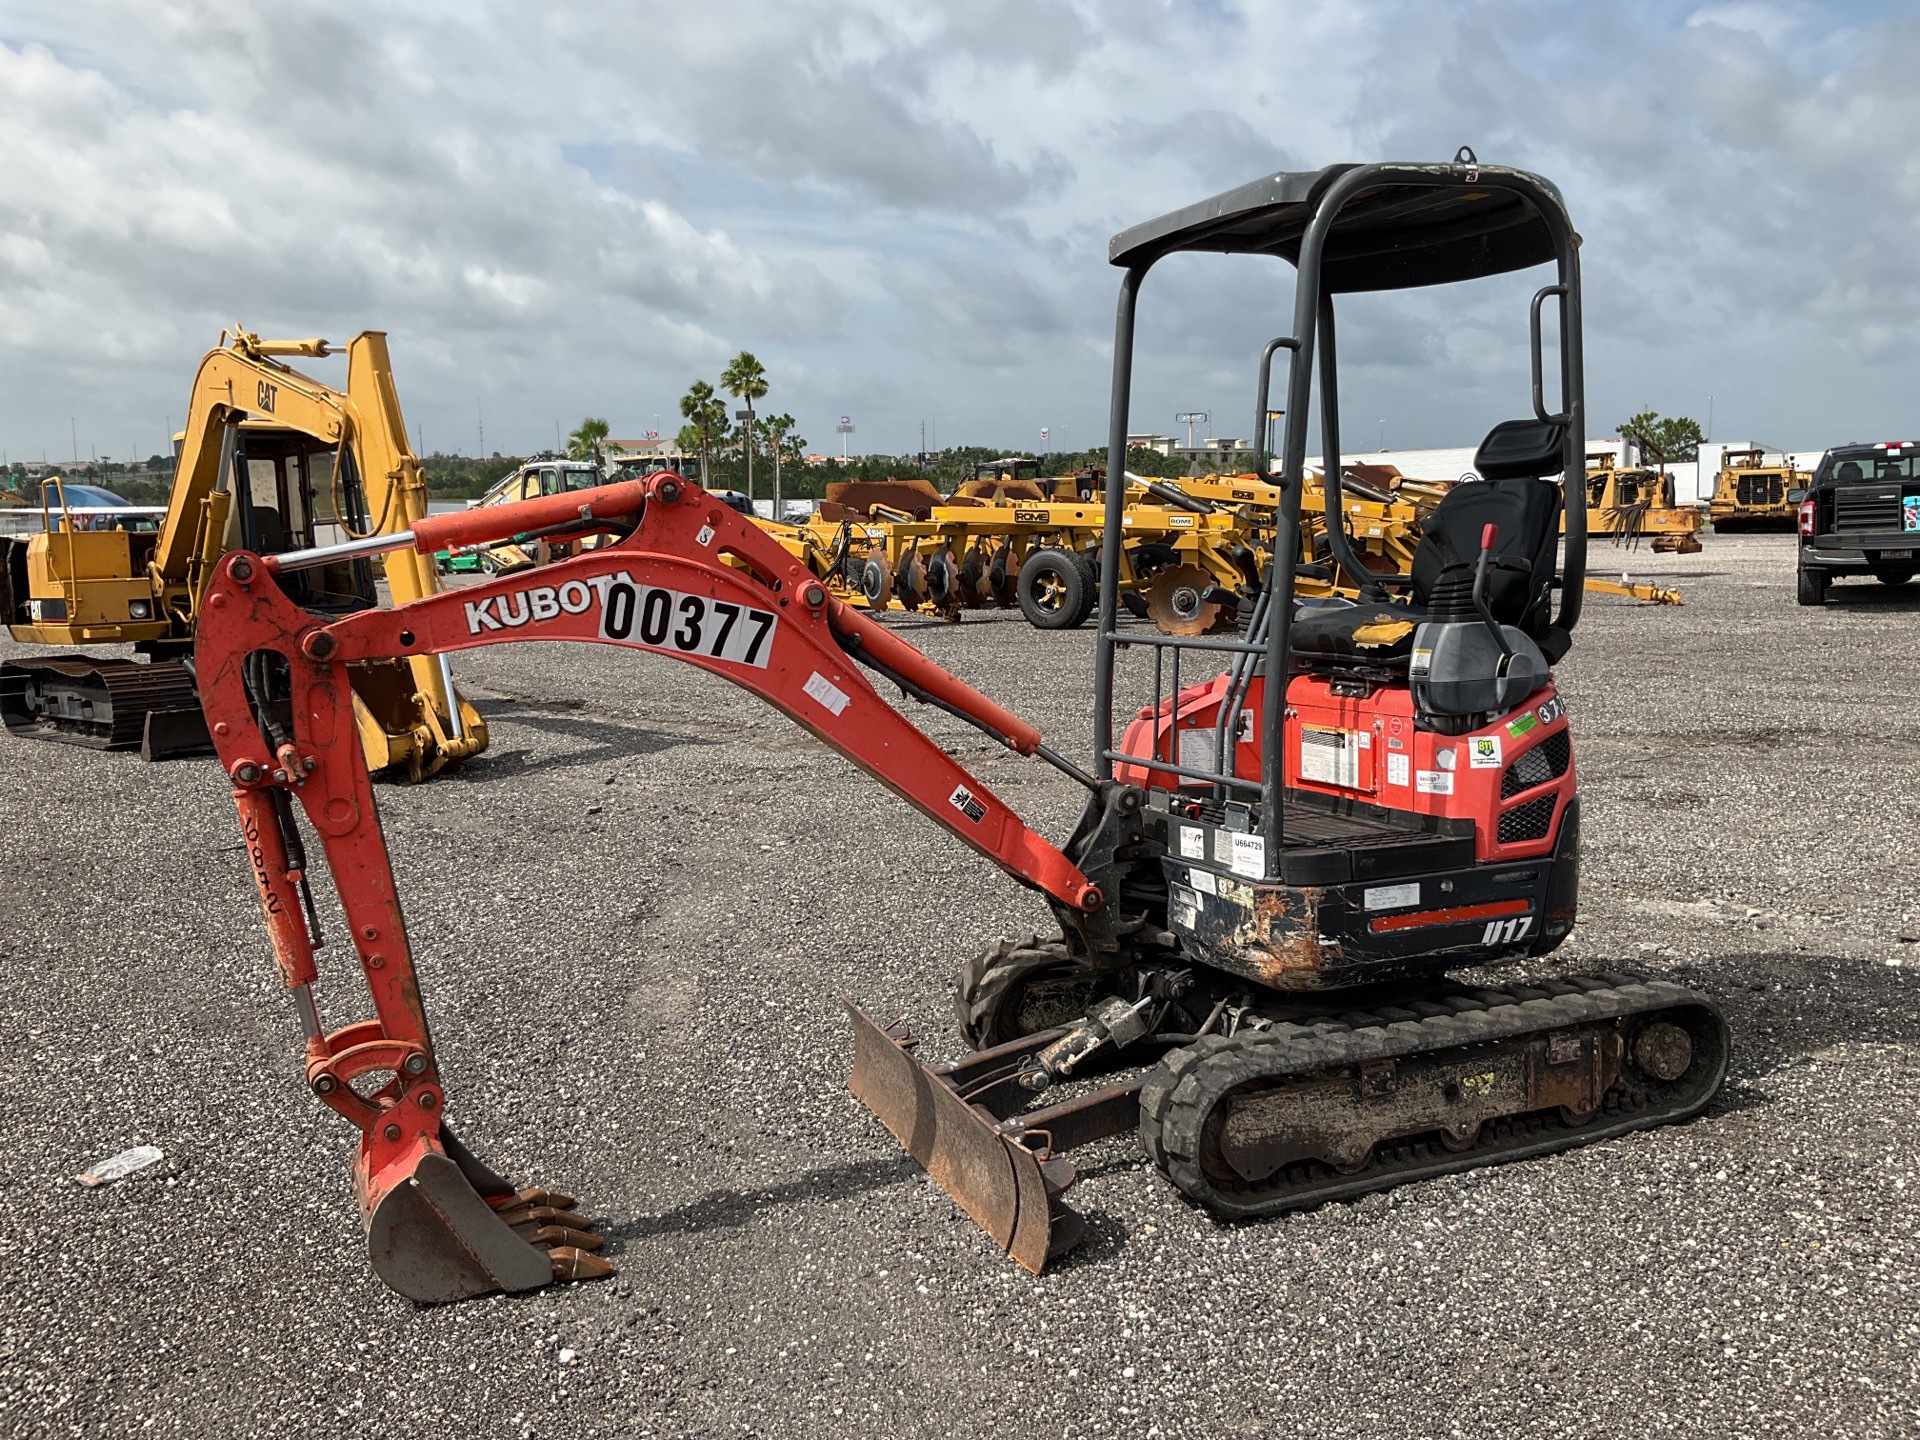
[1508,713,1538,739]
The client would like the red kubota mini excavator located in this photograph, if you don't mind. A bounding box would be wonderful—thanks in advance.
[196,155,1727,1302]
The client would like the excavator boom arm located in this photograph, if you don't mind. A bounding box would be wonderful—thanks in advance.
[154,344,351,583]
[192,473,1096,1302]
[235,474,1095,908]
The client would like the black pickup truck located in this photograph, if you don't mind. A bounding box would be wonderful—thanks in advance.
[1794,441,1920,605]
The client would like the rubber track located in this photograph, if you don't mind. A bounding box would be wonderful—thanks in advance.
[1138,974,1729,1221]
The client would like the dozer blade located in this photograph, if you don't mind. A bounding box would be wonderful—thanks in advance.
[356,1122,612,1304]
[140,705,216,761]
[845,1000,1082,1274]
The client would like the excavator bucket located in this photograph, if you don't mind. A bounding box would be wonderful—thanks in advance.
[845,1001,1088,1274]
[356,1123,612,1304]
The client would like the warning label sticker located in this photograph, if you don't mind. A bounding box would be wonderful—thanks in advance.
[947,784,987,824]
[1387,752,1410,787]
[1300,726,1368,789]
[1469,734,1503,769]
[803,671,851,716]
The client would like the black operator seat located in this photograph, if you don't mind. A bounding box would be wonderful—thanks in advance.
[1289,418,1569,667]
[247,505,289,556]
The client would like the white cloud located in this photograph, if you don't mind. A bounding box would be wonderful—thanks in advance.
[0,0,1915,463]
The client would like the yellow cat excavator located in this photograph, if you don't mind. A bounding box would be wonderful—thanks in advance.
[0,329,484,778]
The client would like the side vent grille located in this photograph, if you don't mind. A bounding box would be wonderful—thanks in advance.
[1498,794,1558,845]
[1500,729,1571,799]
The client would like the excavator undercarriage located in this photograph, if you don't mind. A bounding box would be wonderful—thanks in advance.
[853,967,1723,1269]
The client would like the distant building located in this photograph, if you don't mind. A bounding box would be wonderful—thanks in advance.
[1127,434,1254,467]
[1175,437,1252,468]
[608,436,696,467]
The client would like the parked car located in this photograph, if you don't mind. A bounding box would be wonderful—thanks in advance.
[1793,441,1920,605]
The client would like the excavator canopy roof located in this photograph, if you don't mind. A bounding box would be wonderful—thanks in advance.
[1108,161,1567,292]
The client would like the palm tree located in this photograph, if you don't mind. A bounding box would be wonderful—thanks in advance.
[567,417,610,468]
[764,412,799,520]
[674,423,704,474]
[720,351,769,504]
[679,381,722,484]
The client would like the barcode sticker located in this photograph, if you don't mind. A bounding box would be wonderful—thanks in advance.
[1230,832,1265,879]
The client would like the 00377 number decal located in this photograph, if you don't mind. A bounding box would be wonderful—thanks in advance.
[597,580,776,666]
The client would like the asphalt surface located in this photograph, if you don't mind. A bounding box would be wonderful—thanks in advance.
[2,531,1917,1439]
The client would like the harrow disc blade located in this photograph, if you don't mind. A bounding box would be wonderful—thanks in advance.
[1145,564,1226,637]
[858,551,894,610]
[989,544,1021,607]
[959,546,993,607]
[895,549,931,611]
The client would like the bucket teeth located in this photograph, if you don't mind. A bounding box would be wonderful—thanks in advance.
[490,1192,610,1269]
[501,1186,576,1210]
[516,1224,606,1250]
[501,1204,596,1234]
[549,1246,617,1282]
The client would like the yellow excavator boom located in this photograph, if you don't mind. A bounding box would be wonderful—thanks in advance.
[0,329,484,777]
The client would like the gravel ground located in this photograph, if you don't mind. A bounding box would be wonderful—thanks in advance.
[2,531,1917,1439]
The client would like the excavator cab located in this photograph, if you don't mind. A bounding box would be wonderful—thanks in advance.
[1085,154,1591,984]
[0,331,485,775]
[229,421,380,614]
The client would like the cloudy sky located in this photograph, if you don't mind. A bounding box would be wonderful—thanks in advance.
[1,0,1914,466]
